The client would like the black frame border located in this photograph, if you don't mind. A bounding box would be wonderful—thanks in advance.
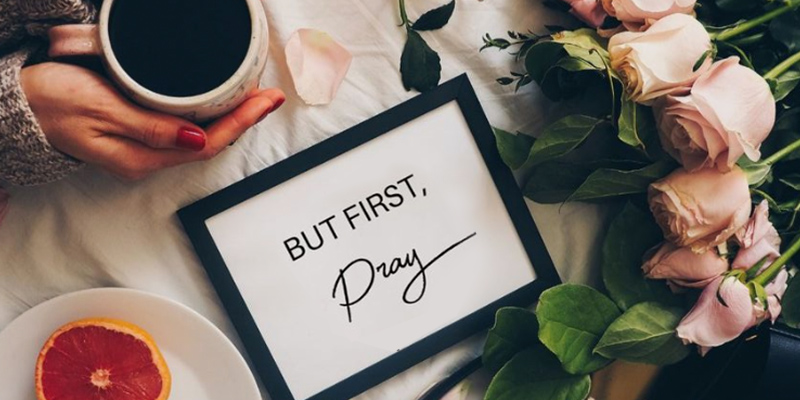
[177,74,560,400]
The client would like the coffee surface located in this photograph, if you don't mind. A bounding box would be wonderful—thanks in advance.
[109,0,251,97]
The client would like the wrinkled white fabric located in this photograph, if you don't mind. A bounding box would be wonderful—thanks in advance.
[0,2,601,399]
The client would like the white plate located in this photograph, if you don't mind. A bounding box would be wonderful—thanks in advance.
[0,288,261,400]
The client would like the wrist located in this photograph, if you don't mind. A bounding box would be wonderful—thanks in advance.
[0,52,82,185]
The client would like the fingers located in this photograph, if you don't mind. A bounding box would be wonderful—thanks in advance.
[106,88,284,154]
[195,88,285,161]
[93,88,286,180]
[109,107,208,152]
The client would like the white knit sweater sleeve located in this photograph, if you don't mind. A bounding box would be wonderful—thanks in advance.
[0,0,96,186]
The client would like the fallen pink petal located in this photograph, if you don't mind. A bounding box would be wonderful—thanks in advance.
[285,29,353,106]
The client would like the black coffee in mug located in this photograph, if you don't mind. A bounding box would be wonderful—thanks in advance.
[109,0,252,97]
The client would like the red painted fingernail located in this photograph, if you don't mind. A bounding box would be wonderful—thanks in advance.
[176,127,206,151]
[273,96,286,110]
[257,109,271,123]
[257,96,286,123]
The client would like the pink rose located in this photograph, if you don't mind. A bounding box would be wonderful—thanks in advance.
[654,57,776,172]
[603,0,696,31]
[643,242,728,288]
[649,167,751,252]
[732,200,782,270]
[563,0,609,28]
[676,275,755,353]
[677,270,788,353]
[609,14,712,104]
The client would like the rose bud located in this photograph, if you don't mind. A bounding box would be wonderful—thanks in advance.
[764,269,789,323]
[732,200,782,271]
[654,57,776,172]
[643,242,728,288]
[676,275,756,354]
[562,0,609,28]
[609,14,712,104]
[602,0,696,31]
[648,167,751,253]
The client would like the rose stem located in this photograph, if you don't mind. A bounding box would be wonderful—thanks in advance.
[713,1,800,42]
[729,32,767,47]
[398,0,410,28]
[764,50,800,81]
[763,136,800,166]
[753,233,800,287]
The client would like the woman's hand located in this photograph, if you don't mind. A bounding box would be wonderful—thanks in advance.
[20,62,285,180]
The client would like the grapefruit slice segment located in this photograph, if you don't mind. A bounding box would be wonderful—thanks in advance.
[35,318,171,400]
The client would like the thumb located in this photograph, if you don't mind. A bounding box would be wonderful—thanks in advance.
[110,107,207,151]
[198,89,285,154]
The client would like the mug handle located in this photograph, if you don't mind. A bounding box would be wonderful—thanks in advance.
[48,25,102,57]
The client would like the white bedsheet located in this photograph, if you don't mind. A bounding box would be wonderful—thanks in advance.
[0,1,613,399]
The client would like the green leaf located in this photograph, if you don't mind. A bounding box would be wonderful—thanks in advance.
[523,162,592,204]
[494,128,535,170]
[770,10,800,53]
[769,70,800,102]
[693,50,712,72]
[483,307,541,373]
[515,75,533,91]
[526,115,605,167]
[551,29,608,70]
[715,0,758,12]
[776,107,800,132]
[764,109,800,162]
[526,41,567,84]
[540,67,600,101]
[496,77,515,86]
[618,97,660,158]
[737,157,772,187]
[551,28,607,52]
[523,33,605,102]
[584,159,649,171]
[400,29,441,92]
[536,284,621,374]
[553,56,605,73]
[411,0,455,31]
[602,202,681,311]
[568,160,676,202]
[783,276,800,329]
[594,302,690,365]
[484,346,591,400]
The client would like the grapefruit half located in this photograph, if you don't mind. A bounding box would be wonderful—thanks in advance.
[35,318,171,400]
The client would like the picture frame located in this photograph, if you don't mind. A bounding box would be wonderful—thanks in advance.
[178,74,560,400]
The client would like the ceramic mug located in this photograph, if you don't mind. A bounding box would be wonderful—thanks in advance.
[47,0,269,122]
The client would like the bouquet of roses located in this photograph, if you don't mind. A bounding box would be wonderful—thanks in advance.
[479,0,800,398]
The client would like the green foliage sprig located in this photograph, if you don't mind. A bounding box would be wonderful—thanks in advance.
[398,0,456,92]
[481,1,800,399]
[482,31,544,91]
[482,205,693,400]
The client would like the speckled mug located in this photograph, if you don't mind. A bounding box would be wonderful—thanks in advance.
[48,0,269,122]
